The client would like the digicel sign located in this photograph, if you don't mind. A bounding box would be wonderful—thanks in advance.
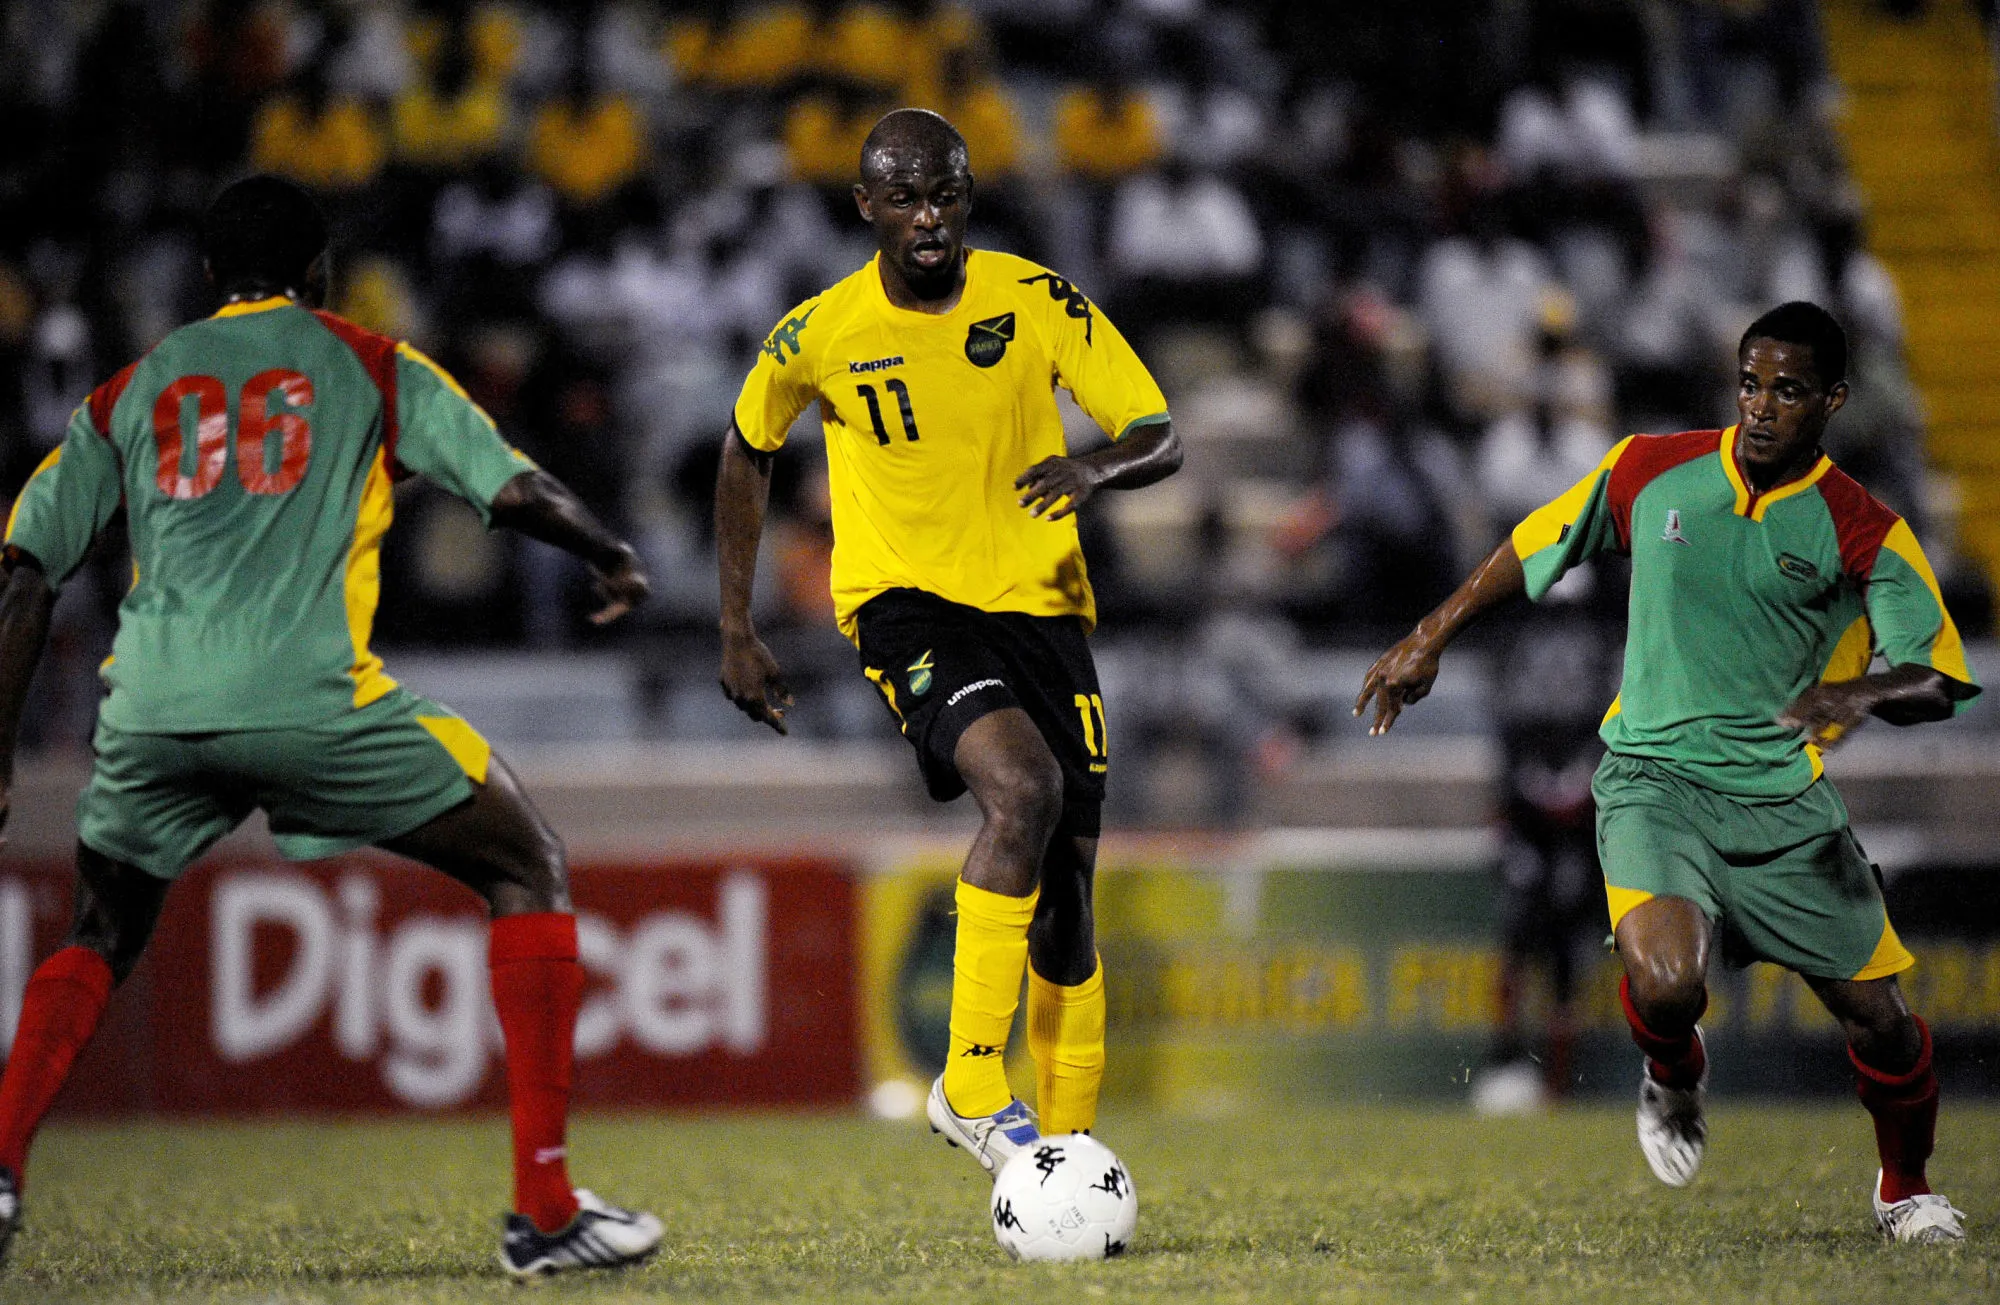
[0,855,858,1114]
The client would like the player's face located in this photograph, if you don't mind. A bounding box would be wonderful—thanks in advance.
[1735,338,1847,477]
[854,153,973,298]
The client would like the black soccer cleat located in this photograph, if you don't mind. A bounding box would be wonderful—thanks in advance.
[500,1189,664,1278]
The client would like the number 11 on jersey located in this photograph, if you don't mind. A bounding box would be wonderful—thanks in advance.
[857,380,921,445]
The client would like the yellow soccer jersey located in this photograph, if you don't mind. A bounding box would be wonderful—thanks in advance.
[732,249,1169,641]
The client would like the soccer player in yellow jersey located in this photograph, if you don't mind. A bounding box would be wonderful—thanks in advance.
[716,109,1181,1173]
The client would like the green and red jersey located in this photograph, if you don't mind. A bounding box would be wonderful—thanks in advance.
[1512,425,1979,798]
[5,296,534,733]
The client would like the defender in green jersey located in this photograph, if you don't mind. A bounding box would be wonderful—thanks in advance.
[1358,303,1976,1243]
[0,177,663,1276]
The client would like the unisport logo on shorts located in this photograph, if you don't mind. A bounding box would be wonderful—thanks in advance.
[947,678,1004,707]
[908,650,935,695]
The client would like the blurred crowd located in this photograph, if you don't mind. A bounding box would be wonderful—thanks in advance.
[0,0,1990,791]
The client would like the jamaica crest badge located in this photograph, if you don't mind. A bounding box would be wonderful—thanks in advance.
[965,312,1015,368]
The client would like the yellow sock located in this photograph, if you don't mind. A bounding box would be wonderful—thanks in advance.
[1028,957,1106,1135]
[942,878,1038,1118]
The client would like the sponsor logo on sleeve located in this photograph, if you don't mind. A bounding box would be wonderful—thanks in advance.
[1018,273,1095,344]
[759,304,818,366]
[1661,509,1690,545]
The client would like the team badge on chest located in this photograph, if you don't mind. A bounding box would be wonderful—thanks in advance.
[965,313,1015,368]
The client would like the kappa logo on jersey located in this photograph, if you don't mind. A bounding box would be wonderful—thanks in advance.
[907,650,935,695]
[759,304,818,366]
[1776,552,1820,583]
[964,313,1015,368]
[1662,509,1690,545]
[1018,273,1094,345]
[848,355,904,374]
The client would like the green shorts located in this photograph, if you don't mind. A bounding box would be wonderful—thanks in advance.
[79,688,492,880]
[1592,752,1912,982]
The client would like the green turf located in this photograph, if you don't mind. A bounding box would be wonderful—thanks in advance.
[2,1103,1993,1303]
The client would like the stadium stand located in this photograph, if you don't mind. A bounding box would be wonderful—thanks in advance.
[0,0,1991,827]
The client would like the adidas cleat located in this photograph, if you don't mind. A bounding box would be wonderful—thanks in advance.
[0,1166,17,1268]
[1874,1171,1966,1244]
[500,1189,663,1278]
[926,1074,1040,1176]
[1635,1030,1707,1188]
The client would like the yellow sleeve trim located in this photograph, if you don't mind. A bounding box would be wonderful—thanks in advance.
[1604,883,1654,931]
[1880,519,1974,684]
[417,714,493,783]
[5,446,62,540]
[1853,914,1916,981]
[397,340,500,430]
[1511,435,1633,560]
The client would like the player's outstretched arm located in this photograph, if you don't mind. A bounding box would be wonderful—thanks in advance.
[714,424,792,735]
[0,551,56,831]
[1015,420,1183,522]
[1778,664,1974,750]
[1356,539,1528,737]
[487,470,649,625]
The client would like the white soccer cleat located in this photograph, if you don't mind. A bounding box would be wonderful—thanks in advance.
[1635,1030,1707,1188]
[1873,1171,1966,1244]
[500,1189,664,1278]
[926,1074,1040,1176]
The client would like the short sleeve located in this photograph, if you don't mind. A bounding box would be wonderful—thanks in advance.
[732,299,824,453]
[393,343,536,523]
[1866,520,1982,709]
[5,407,124,586]
[1024,271,1168,441]
[1510,436,1633,601]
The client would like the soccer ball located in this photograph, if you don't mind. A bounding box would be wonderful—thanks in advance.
[989,1133,1137,1261]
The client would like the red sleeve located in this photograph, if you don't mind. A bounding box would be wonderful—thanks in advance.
[85,360,142,438]
[310,310,403,476]
[1604,429,1722,551]
[1815,464,1900,582]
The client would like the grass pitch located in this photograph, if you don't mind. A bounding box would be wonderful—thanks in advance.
[3,1103,1994,1304]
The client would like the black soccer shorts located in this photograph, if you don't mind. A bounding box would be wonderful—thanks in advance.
[854,587,1108,838]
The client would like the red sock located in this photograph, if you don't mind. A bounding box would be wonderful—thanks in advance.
[490,913,583,1233]
[1620,974,1707,1090]
[0,947,114,1187]
[1852,1016,1937,1203]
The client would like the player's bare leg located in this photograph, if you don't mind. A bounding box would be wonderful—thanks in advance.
[1028,835,1104,1135]
[1806,973,1962,1242]
[380,755,662,1275]
[1615,896,1712,1186]
[0,844,170,1265]
[928,708,1061,1171]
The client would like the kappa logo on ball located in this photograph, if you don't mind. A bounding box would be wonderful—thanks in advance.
[964,313,1014,368]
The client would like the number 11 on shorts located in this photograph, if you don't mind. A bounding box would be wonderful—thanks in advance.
[1075,694,1108,772]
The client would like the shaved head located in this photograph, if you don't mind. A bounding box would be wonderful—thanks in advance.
[859,108,971,186]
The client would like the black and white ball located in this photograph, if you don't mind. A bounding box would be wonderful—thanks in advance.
[989,1134,1137,1261]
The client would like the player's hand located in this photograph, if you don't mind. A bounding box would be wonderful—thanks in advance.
[1778,681,1874,751]
[720,629,793,735]
[1354,630,1443,737]
[588,545,650,626]
[1015,457,1104,522]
